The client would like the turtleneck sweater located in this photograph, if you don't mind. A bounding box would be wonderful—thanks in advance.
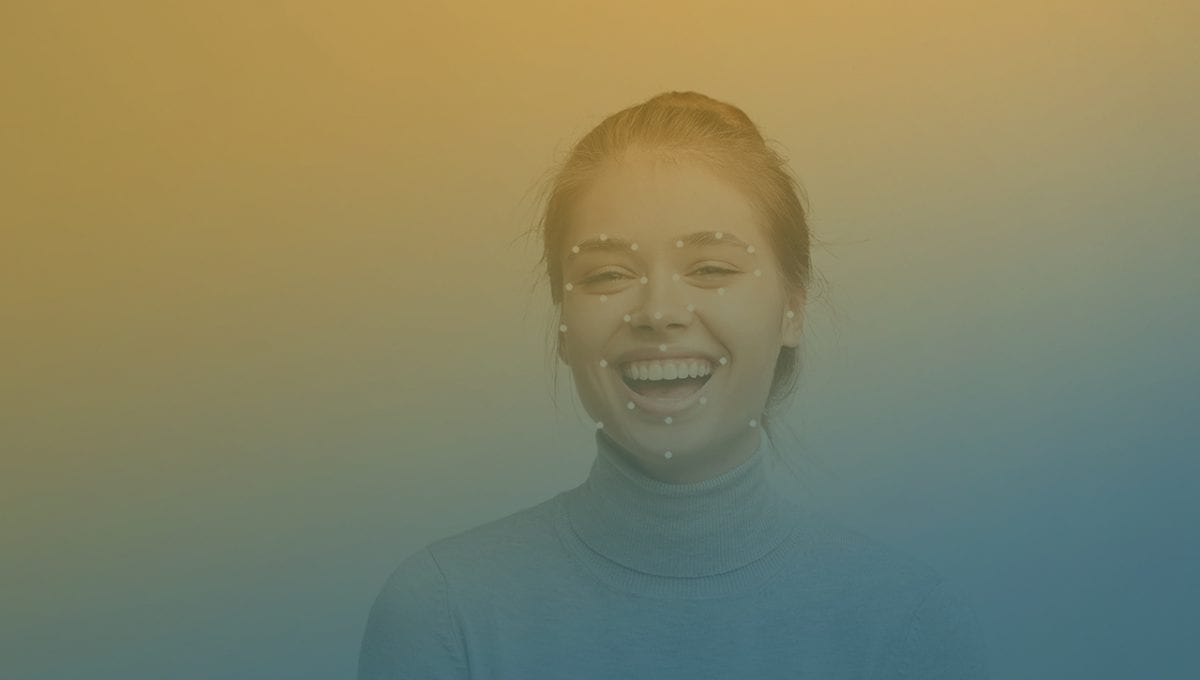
[562,429,796,590]
[359,431,989,679]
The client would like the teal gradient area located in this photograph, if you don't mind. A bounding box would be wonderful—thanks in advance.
[4,2,1198,678]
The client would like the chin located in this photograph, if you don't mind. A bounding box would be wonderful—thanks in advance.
[618,423,720,458]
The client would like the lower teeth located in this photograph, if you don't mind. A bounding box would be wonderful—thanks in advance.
[630,376,708,400]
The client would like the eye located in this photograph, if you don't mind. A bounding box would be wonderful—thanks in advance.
[581,269,631,285]
[572,267,638,294]
[690,264,740,277]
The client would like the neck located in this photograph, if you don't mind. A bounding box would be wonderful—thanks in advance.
[562,428,795,578]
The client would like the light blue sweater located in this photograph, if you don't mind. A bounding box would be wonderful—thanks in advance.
[359,430,989,678]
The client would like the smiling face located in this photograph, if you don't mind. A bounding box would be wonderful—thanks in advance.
[557,149,805,483]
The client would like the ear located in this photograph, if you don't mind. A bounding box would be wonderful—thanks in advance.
[781,288,806,348]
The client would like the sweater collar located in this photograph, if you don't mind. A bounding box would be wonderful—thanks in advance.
[563,429,795,578]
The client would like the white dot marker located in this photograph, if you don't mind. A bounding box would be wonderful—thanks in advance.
[565,282,574,291]
[600,295,608,303]
[640,276,648,285]
[719,356,728,365]
[631,242,639,251]
[672,273,681,282]
[659,344,668,352]
[676,240,684,248]
[599,233,608,241]
[559,324,568,332]
[623,314,632,323]
[664,450,673,459]
[699,396,708,405]
[664,416,673,424]
[595,421,604,429]
[749,418,758,428]
[627,401,636,410]
[753,269,762,277]
[715,231,723,239]
[572,245,580,254]
[786,310,795,319]
[686,304,695,312]
[717,287,726,295]
[599,359,608,368]
[653,311,662,320]
[747,245,756,254]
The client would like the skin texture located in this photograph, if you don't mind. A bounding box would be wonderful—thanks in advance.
[557,148,805,483]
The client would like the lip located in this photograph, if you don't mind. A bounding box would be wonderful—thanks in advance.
[614,357,719,417]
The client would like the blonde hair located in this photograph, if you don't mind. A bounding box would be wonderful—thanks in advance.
[536,91,812,426]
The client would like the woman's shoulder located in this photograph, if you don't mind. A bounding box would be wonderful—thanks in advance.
[782,504,990,677]
[430,492,565,562]
[790,503,946,592]
[381,492,568,591]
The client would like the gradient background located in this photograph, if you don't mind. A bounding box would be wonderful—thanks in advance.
[4,2,1197,678]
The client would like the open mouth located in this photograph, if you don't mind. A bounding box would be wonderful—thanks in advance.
[619,358,714,401]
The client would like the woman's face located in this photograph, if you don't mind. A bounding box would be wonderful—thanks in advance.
[558,149,804,482]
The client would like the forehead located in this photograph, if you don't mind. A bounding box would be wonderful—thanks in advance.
[565,152,764,248]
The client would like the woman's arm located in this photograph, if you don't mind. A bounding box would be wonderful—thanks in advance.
[358,548,470,680]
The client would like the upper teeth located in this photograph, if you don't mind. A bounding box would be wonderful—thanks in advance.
[620,358,713,381]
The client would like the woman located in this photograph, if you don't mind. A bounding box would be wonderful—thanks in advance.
[359,91,989,679]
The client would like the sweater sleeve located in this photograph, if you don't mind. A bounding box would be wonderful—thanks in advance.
[892,579,990,679]
[357,548,469,680]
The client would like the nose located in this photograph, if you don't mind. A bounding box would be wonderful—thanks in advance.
[629,270,693,332]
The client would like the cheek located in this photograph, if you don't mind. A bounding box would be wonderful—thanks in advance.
[701,280,784,337]
[560,294,629,357]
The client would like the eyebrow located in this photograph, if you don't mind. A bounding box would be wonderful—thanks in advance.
[678,230,750,249]
[566,230,750,260]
